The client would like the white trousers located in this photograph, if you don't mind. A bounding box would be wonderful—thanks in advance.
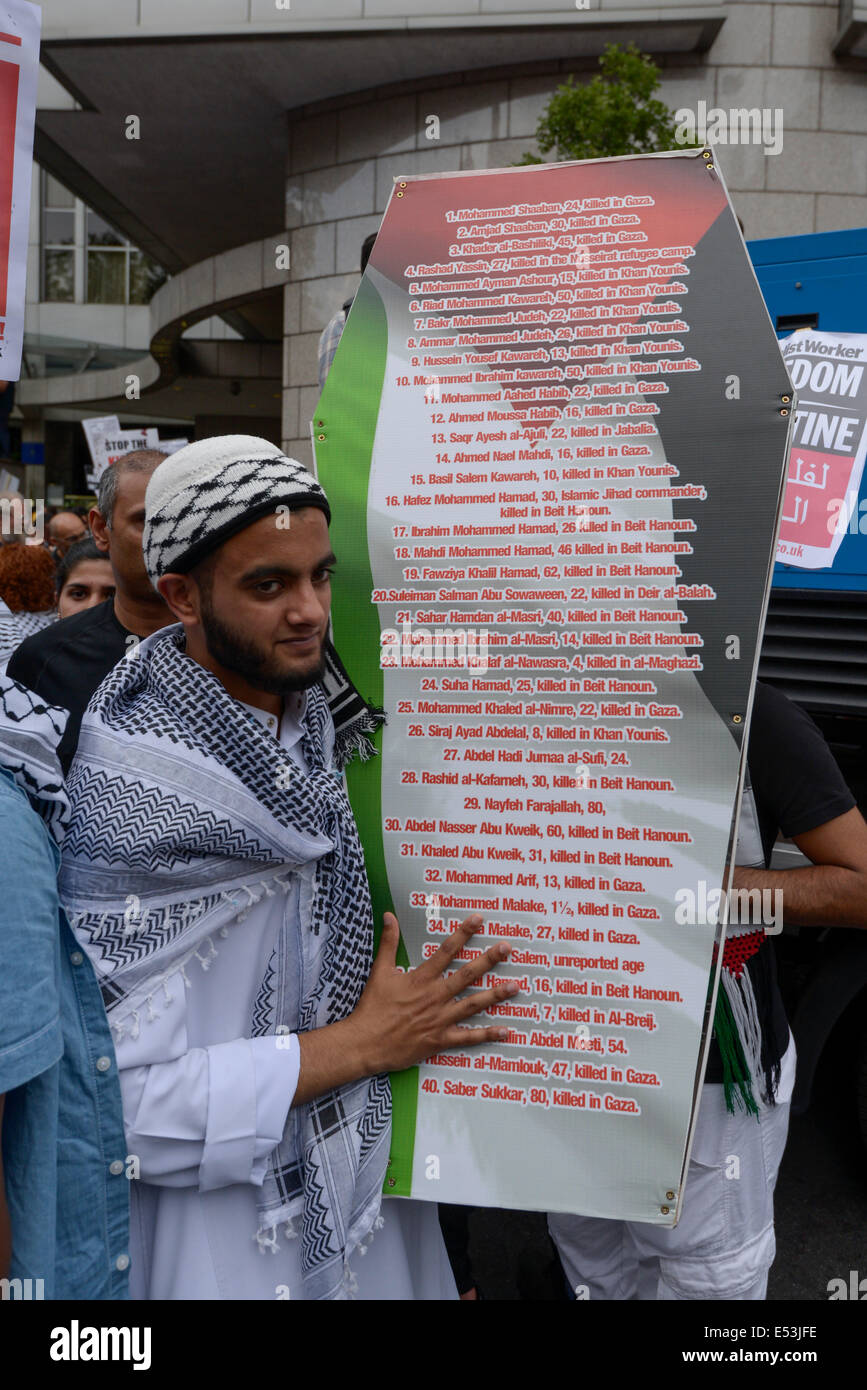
[548,1034,796,1301]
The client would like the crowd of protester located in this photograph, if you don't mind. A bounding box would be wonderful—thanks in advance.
[0,264,866,1303]
[0,431,863,1305]
[0,500,114,670]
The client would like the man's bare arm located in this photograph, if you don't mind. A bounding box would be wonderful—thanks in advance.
[294,912,516,1106]
[731,806,867,928]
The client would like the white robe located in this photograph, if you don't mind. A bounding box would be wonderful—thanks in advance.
[122,693,457,1300]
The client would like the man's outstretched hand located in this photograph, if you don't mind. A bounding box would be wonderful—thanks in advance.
[350,912,518,1075]
[294,913,518,1105]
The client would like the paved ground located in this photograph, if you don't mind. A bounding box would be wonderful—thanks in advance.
[466,1023,867,1301]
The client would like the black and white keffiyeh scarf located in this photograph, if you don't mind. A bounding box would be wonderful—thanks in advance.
[0,607,56,665]
[0,629,390,1301]
[0,676,70,838]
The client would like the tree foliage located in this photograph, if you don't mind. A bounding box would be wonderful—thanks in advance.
[518,43,694,165]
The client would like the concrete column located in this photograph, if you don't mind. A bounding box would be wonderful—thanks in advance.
[21,417,46,504]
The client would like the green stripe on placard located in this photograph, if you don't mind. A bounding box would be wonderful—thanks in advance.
[314,273,418,1197]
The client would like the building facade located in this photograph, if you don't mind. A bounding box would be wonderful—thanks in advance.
[17,0,867,490]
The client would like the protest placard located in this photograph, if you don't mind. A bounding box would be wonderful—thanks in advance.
[776,330,867,570]
[82,415,120,475]
[0,1,40,381]
[82,419,159,487]
[315,150,794,1222]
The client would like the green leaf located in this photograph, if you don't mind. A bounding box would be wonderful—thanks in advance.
[513,41,698,166]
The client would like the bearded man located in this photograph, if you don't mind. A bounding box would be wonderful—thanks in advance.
[59,435,515,1301]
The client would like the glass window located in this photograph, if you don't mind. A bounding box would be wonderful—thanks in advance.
[43,248,75,302]
[129,250,167,305]
[44,173,74,209]
[39,165,167,307]
[87,250,127,304]
[43,210,74,245]
[87,211,124,247]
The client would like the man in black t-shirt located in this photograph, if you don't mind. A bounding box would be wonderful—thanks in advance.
[549,680,867,1300]
[693,681,856,1103]
[7,450,172,772]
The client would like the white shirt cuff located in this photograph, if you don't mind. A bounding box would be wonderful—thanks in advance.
[199,1035,299,1191]
[249,1033,300,1186]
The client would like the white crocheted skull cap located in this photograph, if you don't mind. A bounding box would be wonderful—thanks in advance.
[142,434,331,582]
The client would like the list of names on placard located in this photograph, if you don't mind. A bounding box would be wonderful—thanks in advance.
[375,190,715,1121]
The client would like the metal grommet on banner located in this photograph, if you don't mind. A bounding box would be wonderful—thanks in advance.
[702,150,712,159]
[781,395,790,403]
[732,714,743,725]
[399,181,407,187]
[706,164,715,172]
[387,1177,396,1188]
[666,1190,676,1201]
[317,433,326,441]
[660,1205,670,1215]
[780,408,788,416]
[396,192,404,198]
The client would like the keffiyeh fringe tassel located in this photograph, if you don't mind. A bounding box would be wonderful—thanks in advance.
[713,969,764,1118]
[320,639,385,770]
[104,874,297,1043]
[255,1217,300,1255]
[256,1211,386,1303]
[337,1214,386,1301]
[332,707,385,770]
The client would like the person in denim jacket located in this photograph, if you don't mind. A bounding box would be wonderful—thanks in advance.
[0,758,129,1300]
